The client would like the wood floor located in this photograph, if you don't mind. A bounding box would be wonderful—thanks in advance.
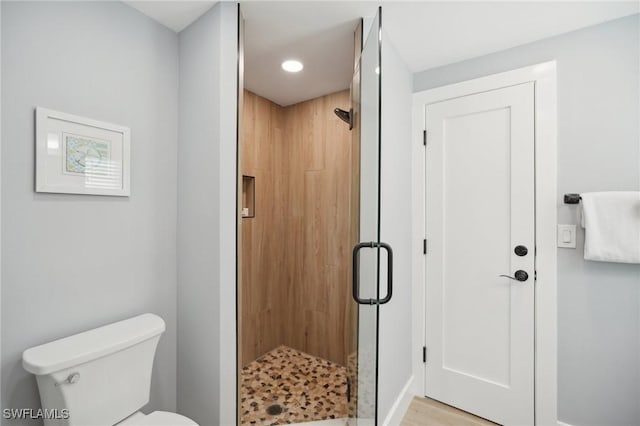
[401,397,498,426]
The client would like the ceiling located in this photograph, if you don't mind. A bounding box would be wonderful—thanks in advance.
[386,1,639,72]
[124,1,639,106]
[242,2,374,105]
[124,1,216,32]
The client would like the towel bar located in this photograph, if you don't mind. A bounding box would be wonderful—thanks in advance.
[564,193,582,204]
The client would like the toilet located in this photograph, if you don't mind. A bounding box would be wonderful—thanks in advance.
[22,314,198,426]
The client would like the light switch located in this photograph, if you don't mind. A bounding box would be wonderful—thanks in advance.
[557,224,576,248]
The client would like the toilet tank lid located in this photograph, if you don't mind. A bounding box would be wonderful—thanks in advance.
[22,313,165,375]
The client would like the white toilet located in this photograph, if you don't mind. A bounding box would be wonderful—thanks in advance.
[22,314,198,426]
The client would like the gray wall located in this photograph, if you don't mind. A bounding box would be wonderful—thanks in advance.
[176,3,237,424]
[378,32,414,424]
[1,2,179,424]
[1,0,3,410]
[414,14,640,426]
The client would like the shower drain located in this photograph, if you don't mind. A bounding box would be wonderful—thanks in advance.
[266,404,283,416]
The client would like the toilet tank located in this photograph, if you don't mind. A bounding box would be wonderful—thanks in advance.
[22,314,165,426]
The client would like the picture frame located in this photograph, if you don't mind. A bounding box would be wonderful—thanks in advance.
[35,107,131,196]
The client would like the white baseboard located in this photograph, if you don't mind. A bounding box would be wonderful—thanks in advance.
[382,376,415,426]
[557,422,574,426]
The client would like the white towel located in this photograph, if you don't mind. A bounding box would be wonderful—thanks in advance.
[580,191,640,263]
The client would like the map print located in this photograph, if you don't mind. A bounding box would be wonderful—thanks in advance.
[65,135,110,174]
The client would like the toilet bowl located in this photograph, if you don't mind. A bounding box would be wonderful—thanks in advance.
[22,314,199,426]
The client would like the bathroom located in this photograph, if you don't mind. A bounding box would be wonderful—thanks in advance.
[1,2,639,426]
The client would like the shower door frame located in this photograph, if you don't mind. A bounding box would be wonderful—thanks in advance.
[411,61,558,425]
[234,5,377,425]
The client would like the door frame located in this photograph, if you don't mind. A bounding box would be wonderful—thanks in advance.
[410,61,558,425]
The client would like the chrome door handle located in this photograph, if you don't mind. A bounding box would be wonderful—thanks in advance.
[499,270,529,282]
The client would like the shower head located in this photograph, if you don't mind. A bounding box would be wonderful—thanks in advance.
[334,108,353,130]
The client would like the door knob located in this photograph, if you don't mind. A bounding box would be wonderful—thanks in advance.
[499,270,528,282]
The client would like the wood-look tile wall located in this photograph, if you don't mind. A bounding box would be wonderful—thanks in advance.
[241,89,356,367]
[241,91,288,365]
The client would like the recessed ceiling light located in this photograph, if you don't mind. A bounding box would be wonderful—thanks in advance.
[282,60,303,73]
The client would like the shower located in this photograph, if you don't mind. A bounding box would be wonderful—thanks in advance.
[240,90,356,425]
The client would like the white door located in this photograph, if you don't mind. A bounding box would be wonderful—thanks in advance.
[424,82,535,425]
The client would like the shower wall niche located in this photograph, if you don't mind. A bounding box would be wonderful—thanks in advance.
[241,89,356,367]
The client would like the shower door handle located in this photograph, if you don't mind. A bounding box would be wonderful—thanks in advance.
[352,241,393,305]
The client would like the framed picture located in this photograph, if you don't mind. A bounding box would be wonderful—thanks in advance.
[35,107,130,196]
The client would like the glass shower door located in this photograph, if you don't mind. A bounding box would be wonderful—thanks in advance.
[351,7,390,425]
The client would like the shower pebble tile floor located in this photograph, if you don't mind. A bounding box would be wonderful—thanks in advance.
[241,345,348,425]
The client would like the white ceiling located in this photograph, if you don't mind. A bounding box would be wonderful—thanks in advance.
[124,1,216,32]
[124,1,639,106]
[242,2,374,106]
[386,1,639,73]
